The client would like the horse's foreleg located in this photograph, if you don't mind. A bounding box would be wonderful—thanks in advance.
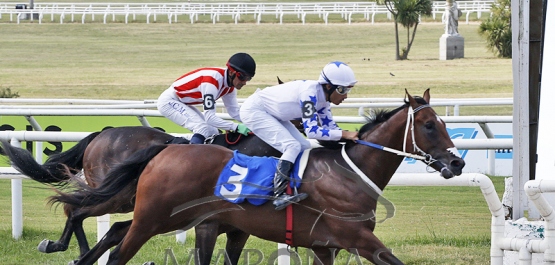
[356,248,404,265]
[351,230,404,265]
[224,229,249,265]
[310,247,338,265]
[195,222,219,265]
[75,220,132,265]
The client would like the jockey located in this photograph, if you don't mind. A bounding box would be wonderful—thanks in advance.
[240,61,360,210]
[157,53,255,144]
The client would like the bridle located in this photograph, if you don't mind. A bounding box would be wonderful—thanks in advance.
[341,103,447,195]
[356,104,436,165]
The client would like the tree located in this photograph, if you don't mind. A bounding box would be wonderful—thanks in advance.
[478,0,511,58]
[381,0,433,60]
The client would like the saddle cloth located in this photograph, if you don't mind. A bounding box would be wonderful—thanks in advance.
[214,150,310,205]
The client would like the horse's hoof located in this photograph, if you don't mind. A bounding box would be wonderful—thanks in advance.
[37,239,53,253]
[142,262,155,265]
[67,260,78,265]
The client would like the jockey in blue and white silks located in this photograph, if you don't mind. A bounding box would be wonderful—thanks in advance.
[239,61,360,210]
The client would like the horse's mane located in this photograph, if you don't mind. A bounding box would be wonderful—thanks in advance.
[317,96,428,149]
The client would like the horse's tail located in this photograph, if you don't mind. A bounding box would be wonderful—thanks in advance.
[51,144,169,208]
[0,131,101,187]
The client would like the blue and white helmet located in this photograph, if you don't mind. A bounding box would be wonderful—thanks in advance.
[317,61,357,87]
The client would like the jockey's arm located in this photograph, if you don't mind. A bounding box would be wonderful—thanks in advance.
[202,89,239,131]
[221,91,241,122]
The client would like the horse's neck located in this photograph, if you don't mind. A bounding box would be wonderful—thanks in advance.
[347,116,408,189]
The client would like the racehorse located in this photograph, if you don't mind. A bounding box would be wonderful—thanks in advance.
[53,89,465,265]
[0,126,280,265]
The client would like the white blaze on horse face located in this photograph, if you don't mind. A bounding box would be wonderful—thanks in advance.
[436,114,444,125]
[447,147,462,158]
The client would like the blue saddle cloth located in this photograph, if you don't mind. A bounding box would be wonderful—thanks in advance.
[214,150,303,205]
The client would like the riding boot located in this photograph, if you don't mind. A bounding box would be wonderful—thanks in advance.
[272,159,308,211]
[189,133,206,144]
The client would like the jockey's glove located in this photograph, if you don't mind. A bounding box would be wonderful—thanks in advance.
[236,123,251,136]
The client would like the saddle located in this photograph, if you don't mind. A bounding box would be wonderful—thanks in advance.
[164,131,246,147]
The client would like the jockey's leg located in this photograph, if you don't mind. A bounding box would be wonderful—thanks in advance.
[190,133,206,144]
[240,96,308,210]
[273,159,294,197]
[272,158,308,210]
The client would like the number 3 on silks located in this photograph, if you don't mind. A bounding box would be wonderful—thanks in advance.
[302,101,316,119]
[219,164,248,200]
[204,94,215,110]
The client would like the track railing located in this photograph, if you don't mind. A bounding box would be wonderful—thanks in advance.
[0,1,494,24]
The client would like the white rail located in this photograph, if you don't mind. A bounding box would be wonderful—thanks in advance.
[0,1,494,24]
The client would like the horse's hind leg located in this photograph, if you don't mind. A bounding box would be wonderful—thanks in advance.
[74,220,132,265]
[224,229,249,265]
[38,204,89,254]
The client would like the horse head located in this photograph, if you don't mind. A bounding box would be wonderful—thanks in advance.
[405,88,465,178]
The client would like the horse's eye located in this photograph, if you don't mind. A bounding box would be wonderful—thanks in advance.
[425,121,435,130]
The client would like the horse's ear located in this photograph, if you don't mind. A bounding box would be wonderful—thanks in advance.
[423,88,431,103]
[405,89,416,106]
[277,76,283,84]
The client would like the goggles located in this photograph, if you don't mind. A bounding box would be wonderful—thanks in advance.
[236,71,252,81]
[334,85,352,95]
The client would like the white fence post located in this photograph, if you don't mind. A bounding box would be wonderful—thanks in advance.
[97,214,110,265]
[277,243,290,265]
[10,138,23,240]
[176,230,187,244]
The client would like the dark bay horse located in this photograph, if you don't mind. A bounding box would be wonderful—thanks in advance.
[54,89,465,265]
[1,126,280,264]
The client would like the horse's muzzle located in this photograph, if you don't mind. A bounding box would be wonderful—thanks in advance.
[432,158,465,179]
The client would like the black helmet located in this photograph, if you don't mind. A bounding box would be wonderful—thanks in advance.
[227,53,256,78]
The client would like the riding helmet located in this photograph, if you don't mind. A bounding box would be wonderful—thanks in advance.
[227,53,256,77]
[318,61,357,87]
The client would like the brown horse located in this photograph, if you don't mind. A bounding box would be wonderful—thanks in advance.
[54,89,465,265]
[0,126,281,265]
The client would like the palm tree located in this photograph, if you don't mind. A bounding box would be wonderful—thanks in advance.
[381,0,433,60]
[478,0,511,58]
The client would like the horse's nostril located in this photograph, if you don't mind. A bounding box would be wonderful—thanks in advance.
[451,159,465,169]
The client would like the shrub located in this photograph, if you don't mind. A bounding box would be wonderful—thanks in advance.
[0,87,20,98]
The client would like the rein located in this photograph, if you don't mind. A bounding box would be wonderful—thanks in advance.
[225,131,242,145]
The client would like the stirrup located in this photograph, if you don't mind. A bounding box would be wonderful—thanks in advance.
[273,193,308,211]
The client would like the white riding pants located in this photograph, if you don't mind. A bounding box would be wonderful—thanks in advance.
[240,92,312,163]
[157,88,219,138]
